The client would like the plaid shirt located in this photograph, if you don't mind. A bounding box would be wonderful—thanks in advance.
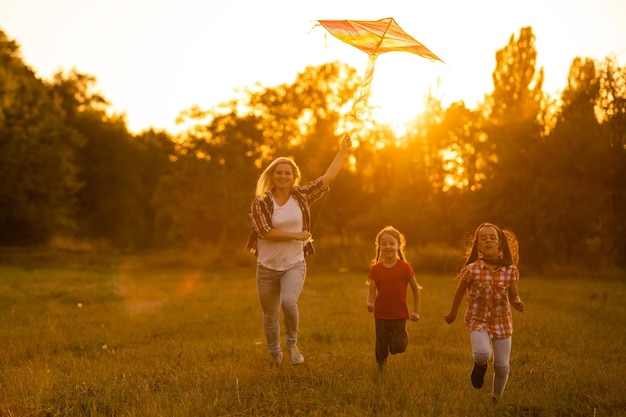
[461,259,519,339]
[246,177,329,257]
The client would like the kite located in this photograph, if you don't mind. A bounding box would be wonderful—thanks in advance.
[316,18,444,115]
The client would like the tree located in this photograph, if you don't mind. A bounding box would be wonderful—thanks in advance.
[481,26,548,268]
[432,101,492,193]
[51,69,175,248]
[0,31,82,244]
[543,57,612,265]
[154,104,264,249]
[597,56,626,266]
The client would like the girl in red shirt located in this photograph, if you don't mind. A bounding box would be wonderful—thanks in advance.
[367,226,421,367]
[445,222,526,404]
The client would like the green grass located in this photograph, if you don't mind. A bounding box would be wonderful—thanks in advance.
[0,251,625,416]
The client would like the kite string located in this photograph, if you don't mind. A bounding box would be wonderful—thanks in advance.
[352,55,378,115]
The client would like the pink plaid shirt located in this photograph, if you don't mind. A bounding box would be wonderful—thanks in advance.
[461,259,519,339]
[246,177,329,257]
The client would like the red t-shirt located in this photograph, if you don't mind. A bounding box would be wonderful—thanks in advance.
[368,259,414,320]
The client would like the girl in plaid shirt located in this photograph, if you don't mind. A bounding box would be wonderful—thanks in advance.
[444,223,525,404]
[247,135,352,367]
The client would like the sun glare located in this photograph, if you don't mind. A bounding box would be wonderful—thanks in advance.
[440,149,466,191]
[369,87,426,126]
[358,51,447,130]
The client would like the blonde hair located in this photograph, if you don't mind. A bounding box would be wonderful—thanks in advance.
[255,157,301,196]
[373,225,407,264]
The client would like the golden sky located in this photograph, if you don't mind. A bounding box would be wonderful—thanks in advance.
[2,0,625,133]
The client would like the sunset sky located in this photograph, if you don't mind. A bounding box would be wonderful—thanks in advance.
[2,0,625,133]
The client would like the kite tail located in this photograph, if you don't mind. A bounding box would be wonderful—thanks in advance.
[350,54,379,118]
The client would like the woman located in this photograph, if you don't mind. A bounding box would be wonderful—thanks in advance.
[246,135,352,366]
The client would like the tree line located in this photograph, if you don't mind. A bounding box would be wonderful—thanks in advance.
[1,27,624,274]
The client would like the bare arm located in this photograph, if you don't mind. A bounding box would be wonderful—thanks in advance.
[320,135,352,187]
[263,228,311,242]
[367,280,376,313]
[509,281,525,312]
[408,276,421,321]
[444,279,470,324]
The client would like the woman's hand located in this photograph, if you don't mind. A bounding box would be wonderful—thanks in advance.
[410,312,420,322]
[294,231,312,242]
[341,135,352,150]
[321,135,352,187]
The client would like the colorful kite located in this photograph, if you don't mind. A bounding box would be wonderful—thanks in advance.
[317,18,444,115]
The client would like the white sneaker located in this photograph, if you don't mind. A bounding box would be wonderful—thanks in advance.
[272,352,283,367]
[288,345,304,365]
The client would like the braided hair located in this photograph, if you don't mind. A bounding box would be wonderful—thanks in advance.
[373,225,407,265]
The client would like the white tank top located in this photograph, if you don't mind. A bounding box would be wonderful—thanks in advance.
[257,196,304,270]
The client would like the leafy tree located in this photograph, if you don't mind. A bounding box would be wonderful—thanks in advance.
[543,57,611,265]
[154,103,264,248]
[597,56,626,266]
[129,128,177,246]
[74,113,146,247]
[247,61,359,171]
[0,30,82,244]
[51,69,175,248]
[432,101,492,193]
[481,26,548,267]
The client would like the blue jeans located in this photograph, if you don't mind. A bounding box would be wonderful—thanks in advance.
[256,261,306,358]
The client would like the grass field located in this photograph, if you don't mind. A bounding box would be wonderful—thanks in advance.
[0,250,625,416]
